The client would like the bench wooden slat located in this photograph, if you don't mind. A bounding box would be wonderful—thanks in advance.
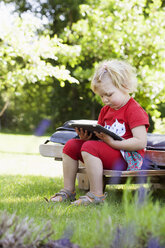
[77,168,165,177]
[104,170,165,177]
[39,144,165,166]
[145,150,165,167]
[39,143,63,158]
[103,175,165,186]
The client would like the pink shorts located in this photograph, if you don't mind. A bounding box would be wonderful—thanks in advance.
[63,139,127,170]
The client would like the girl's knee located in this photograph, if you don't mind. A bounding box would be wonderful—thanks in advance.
[63,139,77,151]
[81,140,99,158]
[63,139,85,161]
[81,151,90,160]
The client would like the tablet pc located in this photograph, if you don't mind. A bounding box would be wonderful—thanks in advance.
[69,123,122,141]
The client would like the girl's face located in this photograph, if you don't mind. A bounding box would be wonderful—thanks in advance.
[95,74,129,110]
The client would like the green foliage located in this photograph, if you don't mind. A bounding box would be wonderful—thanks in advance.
[3,0,87,35]
[0,13,80,131]
[0,15,79,90]
[1,0,165,132]
[64,0,165,116]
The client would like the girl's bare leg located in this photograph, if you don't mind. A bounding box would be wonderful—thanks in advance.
[51,153,78,202]
[81,151,103,195]
[63,153,78,192]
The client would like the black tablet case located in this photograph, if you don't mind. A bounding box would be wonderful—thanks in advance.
[69,123,122,141]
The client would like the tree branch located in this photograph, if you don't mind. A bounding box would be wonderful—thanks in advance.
[0,101,9,117]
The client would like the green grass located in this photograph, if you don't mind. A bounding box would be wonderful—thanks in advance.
[1,175,165,247]
[0,132,63,177]
[0,133,48,155]
[1,133,165,247]
[0,175,125,247]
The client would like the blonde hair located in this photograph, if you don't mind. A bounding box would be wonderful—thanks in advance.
[91,59,137,93]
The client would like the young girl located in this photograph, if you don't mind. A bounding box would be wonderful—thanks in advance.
[50,59,149,205]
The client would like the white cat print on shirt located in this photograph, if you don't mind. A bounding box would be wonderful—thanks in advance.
[104,119,126,137]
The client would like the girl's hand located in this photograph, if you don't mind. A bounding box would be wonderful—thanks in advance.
[95,125,147,151]
[94,131,115,145]
[75,128,93,141]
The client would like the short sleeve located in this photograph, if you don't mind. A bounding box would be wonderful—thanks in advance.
[126,102,149,130]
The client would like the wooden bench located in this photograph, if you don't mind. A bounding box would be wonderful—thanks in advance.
[39,143,165,190]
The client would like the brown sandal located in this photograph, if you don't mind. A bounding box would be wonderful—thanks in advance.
[45,189,76,203]
[71,192,107,206]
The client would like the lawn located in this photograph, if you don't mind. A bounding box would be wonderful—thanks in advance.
[0,133,165,248]
[0,133,63,177]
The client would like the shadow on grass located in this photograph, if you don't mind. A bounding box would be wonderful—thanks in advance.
[0,175,63,199]
[1,175,165,205]
[0,175,126,218]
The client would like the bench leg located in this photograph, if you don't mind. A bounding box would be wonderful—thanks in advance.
[77,173,90,191]
[77,174,107,192]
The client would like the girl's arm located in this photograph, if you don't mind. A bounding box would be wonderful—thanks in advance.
[95,125,147,151]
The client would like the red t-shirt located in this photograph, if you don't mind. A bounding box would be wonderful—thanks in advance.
[97,97,149,156]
